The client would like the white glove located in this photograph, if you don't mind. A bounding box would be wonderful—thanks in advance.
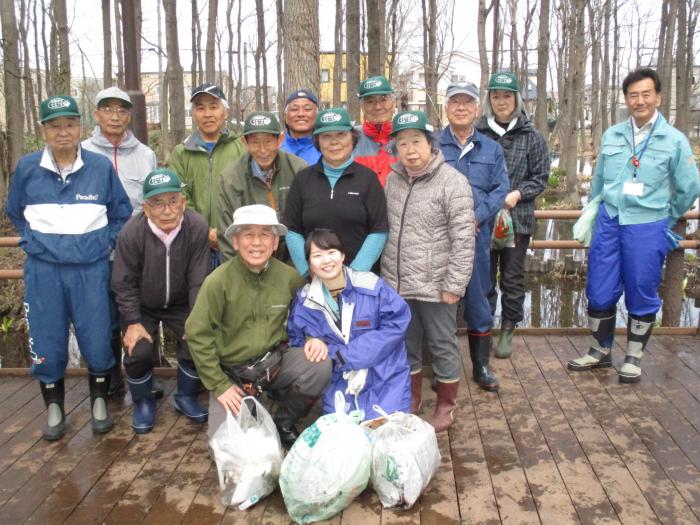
[343,368,368,396]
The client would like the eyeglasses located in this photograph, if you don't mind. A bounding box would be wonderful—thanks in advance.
[145,197,182,212]
[447,98,477,108]
[97,107,131,116]
[44,121,80,132]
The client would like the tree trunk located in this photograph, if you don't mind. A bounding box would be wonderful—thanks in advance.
[384,0,402,83]
[659,0,678,119]
[19,0,39,137]
[163,0,186,145]
[610,0,619,124]
[254,0,269,110]
[661,220,687,325]
[114,0,124,87]
[333,0,344,107]
[32,0,43,103]
[600,0,610,132]
[205,0,218,83]
[588,1,602,155]
[421,0,438,127]
[477,0,492,96]
[157,0,169,160]
[346,0,361,119]
[283,0,320,100]
[102,0,112,87]
[491,0,501,74]
[276,0,284,119]
[367,0,385,77]
[675,0,688,133]
[235,0,243,122]
[0,0,23,193]
[226,0,235,102]
[52,0,70,94]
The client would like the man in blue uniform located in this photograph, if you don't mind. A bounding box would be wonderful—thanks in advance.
[438,81,509,392]
[568,68,700,382]
[6,95,132,440]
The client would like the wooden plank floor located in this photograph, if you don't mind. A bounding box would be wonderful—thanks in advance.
[0,334,698,524]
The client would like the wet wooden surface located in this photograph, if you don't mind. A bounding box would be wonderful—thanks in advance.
[0,334,697,524]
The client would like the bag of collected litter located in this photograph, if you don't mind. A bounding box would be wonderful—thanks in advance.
[573,194,602,247]
[209,396,283,509]
[492,209,515,249]
[368,405,441,509]
[280,391,372,524]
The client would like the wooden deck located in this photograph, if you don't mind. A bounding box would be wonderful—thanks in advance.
[0,333,698,524]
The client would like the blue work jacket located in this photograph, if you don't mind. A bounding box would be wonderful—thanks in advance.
[438,126,509,226]
[280,134,321,165]
[287,267,411,420]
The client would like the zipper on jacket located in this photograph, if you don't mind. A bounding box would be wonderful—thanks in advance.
[164,246,171,308]
[207,154,214,225]
[396,180,416,294]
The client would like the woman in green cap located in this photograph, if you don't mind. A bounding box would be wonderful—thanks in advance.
[381,110,475,432]
[283,107,388,277]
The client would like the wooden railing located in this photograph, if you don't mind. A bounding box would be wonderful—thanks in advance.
[0,210,697,279]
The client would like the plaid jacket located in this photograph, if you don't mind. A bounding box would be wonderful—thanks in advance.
[476,113,550,234]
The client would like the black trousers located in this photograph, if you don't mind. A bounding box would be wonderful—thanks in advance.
[488,233,530,326]
[122,305,194,378]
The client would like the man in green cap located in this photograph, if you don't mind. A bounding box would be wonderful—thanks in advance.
[112,168,211,434]
[217,110,307,262]
[168,83,245,268]
[6,95,133,440]
[354,75,397,186]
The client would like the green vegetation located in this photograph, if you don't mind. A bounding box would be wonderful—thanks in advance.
[548,167,565,189]
[0,316,14,335]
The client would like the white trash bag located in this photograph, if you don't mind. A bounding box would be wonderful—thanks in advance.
[369,405,441,509]
[209,396,283,509]
[280,391,372,523]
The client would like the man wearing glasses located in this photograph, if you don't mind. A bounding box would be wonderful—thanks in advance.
[83,86,158,396]
[354,75,397,186]
[6,95,132,441]
[112,169,211,433]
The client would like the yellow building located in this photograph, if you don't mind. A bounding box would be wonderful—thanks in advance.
[319,52,391,108]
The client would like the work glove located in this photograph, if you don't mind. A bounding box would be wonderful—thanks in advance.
[343,369,368,396]
[665,229,683,250]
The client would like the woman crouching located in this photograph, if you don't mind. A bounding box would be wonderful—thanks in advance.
[287,229,411,420]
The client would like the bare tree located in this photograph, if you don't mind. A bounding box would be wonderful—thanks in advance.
[283,0,320,99]
[421,0,438,125]
[659,0,678,118]
[588,0,602,155]
[609,0,619,124]
[19,0,39,137]
[491,0,501,74]
[384,0,409,83]
[600,0,610,132]
[367,0,385,76]
[102,0,112,87]
[52,0,70,94]
[163,0,186,146]
[192,0,204,86]
[346,0,361,119]
[535,0,552,138]
[226,0,235,102]
[0,0,24,191]
[205,0,218,83]
[276,0,284,119]
[254,0,269,110]
[114,0,124,87]
[477,0,494,94]
[157,0,169,159]
[31,0,43,102]
[333,0,344,107]
[235,0,243,121]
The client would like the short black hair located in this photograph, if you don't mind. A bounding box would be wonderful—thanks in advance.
[312,129,360,155]
[304,228,345,260]
[622,68,661,95]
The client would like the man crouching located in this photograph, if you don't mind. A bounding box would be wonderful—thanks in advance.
[185,204,331,448]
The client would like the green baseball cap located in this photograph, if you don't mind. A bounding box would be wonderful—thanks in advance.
[143,168,183,200]
[390,111,434,136]
[39,95,81,123]
[488,71,520,92]
[358,76,394,98]
[242,111,281,136]
[313,108,353,134]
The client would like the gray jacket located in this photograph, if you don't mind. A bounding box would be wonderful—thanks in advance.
[82,127,158,213]
[381,151,475,302]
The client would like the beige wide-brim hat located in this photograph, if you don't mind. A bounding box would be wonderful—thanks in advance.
[224,204,288,239]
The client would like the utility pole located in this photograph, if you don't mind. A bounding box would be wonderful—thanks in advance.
[121,0,147,143]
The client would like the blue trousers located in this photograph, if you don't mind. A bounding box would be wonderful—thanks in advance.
[24,256,114,383]
[463,224,494,333]
[586,205,668,317]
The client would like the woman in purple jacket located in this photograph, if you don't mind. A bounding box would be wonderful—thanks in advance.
[287,229,411,420]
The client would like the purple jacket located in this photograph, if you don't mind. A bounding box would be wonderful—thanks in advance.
[287,267,411,419]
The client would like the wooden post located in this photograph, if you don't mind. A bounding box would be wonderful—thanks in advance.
[120,0,148,144]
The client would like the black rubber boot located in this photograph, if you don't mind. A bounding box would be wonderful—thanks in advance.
[108,332,124,397]
[89,372,115,434]
[468,332,499,391]
[568,309,616,371]
[273,389,317,449]
[619,314,655,383]
[40,379,66,441]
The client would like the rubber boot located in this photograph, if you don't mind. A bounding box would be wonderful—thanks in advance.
[89,372,114,434]
[429,380,459,432]
[468,333,499,391]
[127,372,156,434]
[107,332,124,397]
[495,319,516,359]
[273,389,317,449]
[152,379,165,399]
[410,370,423,414]
[619,315,654,383]
[174,362,208,423]
[568,309,616,371]
[40,379,66,441]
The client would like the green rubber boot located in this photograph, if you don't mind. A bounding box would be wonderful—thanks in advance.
[495,321,515,359]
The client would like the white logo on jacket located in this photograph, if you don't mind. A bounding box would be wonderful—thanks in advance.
[75,193,99,201]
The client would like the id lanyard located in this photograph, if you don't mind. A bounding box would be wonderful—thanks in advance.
[629,117,658,180]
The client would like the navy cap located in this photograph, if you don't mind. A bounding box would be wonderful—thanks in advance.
[285,89,319,107]
[190,83,227,102]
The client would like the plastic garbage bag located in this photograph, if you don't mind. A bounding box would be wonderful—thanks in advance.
[280,391,372,523]
[492,209,515,249]
[368,405,441,509]
[209,396,283,509]
[573,194,602,247]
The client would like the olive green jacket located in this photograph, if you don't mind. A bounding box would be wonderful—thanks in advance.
[168,129,245,228]
[185,256,304,397]
[217,150,307,261]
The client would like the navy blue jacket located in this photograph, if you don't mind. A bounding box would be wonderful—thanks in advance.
[6,148,132,264]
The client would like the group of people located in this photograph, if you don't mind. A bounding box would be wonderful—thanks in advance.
[6,66,698,449]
